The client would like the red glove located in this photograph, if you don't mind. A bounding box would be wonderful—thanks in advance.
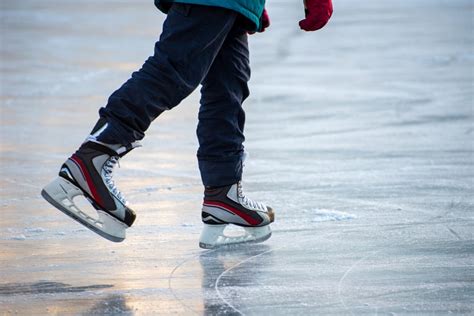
[249,9,270,34]
[299,0,333,32]
[260,9,270,32]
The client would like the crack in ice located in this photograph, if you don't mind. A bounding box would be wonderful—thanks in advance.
[214,247,276,315]
[167,249,217,315]
[337,251,380,316]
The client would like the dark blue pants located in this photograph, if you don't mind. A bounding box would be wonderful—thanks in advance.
[96,4,250,187]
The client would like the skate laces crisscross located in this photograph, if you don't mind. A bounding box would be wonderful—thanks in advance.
[237,181,266,212]
[103,156,127,205]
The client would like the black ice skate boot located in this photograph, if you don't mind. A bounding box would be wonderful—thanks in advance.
[199,181,275,249]
[41,138,139,242]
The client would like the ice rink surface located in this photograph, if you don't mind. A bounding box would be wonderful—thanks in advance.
[1,0,473,314]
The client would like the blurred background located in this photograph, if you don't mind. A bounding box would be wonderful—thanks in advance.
[1,0,473,314]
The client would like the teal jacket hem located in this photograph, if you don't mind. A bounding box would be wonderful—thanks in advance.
[154,0,263,31]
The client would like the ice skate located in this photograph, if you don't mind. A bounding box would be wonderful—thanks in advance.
[41,132,140,242]
[199,182,275,249]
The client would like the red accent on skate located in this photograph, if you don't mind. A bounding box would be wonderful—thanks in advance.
[203,200,260,226]
[70,155,105,209]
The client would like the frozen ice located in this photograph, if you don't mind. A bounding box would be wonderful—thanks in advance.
[1,0,473,315]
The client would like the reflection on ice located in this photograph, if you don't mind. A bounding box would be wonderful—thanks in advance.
[0,281,113,296]
[86,294,133,315]
[1,0,472,314]
[199,245,273,315]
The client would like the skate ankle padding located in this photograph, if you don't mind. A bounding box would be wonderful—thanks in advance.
[78,141,119,157]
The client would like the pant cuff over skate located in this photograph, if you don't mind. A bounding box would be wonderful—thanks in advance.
[198,155,243,187]
[96,110,145,145]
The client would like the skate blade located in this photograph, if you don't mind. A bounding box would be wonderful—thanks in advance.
[199,224,272,249]
[41,177,127,242]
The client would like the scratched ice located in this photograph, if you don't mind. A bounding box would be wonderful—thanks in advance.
[1,0,473,315]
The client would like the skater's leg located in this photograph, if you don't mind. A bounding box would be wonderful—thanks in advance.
[197,18,250,187]
[97,4,239,145]
[42,4,241,241]
[196,18,275,248]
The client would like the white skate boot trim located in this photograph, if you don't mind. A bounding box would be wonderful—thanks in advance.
[60,166,74,180]
[90,122,108,138]
[86,122,142,152]
[202,204,253,226]
[41,177,128,242]
[227,183,268,213]
[84,134,142,154]
[199,224,272,249]
[202,215,225,224]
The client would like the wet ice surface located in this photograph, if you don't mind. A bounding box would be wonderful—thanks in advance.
[1,0,473,314]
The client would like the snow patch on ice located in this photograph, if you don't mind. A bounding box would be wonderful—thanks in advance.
[144,187,158,193]
[11,234,26,240]
[308,209,357,222]
[24,227,46,233]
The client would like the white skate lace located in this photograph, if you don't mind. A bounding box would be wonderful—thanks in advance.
[237,181,267,212]
[103,156,127,205]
